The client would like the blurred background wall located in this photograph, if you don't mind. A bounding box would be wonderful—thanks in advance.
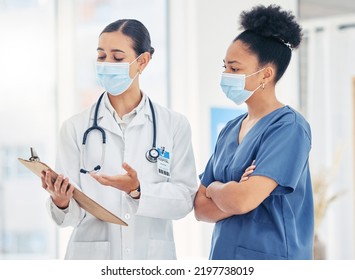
[0,0,354,260]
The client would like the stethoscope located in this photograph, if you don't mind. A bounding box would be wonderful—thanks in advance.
[80,92,159,174]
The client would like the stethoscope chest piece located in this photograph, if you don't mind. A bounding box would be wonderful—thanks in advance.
[145,148,159,163]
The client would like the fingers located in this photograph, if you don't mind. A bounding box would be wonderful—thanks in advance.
[240,169,254,182]
[40,171,47,190]
[53,175,63,192]
[122,162,137,177]
[66,184,75,196]
[122,162,139,191]
[91,165,139,193]
[240,160,257,182]
[44,170,54,191]
[239,176,249,182]
[43,170,72,195]
[245,163,256,173]
[90,173,111,186]
[243,169,255,176]
[60,177,70,194]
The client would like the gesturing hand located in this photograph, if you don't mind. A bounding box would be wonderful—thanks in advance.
[90,162,140,193]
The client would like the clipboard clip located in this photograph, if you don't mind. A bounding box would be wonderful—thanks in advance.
[29,147,40,162]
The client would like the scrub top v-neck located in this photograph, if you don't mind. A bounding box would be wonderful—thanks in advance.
[200,105,314,260]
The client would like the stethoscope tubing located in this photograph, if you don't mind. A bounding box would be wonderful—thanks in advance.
[80,92,158,174]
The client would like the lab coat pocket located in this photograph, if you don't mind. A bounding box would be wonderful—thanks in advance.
[147,239,176,260]
[65,241,110,260]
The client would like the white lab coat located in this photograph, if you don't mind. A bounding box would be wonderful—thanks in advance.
[46,93,197,260]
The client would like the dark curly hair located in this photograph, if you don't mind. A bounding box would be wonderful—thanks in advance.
[235,5,302,82]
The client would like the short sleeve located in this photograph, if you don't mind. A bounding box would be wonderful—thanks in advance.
[199,153,215,187]
[251,121,311,195]
[199,115,244,188]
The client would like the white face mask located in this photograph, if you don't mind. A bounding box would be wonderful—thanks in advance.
[96,54,142,96]
[220,68,265,105]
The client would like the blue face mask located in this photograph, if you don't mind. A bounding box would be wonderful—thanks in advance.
[96,54,141,96]
[220,68,265,105]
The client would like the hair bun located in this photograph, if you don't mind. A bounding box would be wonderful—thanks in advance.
[150,47,155,56]
[240,4,302,49]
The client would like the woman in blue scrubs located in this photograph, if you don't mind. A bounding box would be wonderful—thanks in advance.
[194,5,314,260]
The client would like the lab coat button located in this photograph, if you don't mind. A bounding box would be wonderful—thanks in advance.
[124,213,130,220]
[124,248,131,254]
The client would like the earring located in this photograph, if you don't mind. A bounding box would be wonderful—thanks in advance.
[262,82,265,90]
[139,69,142,74]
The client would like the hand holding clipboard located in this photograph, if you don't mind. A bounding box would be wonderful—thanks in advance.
[18,148,127,226]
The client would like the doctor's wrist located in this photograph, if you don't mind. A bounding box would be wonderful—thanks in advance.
[128,185,141,199]
[51,196,70,210]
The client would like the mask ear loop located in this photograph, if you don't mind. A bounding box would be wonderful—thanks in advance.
[129,53,143,66]
[130,53,144,78]
[246,67,266,78]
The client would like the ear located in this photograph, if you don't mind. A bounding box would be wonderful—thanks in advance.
[262,65,275,85]
[137,52,151,73]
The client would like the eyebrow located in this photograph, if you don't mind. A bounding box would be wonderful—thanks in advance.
[223,59,241,65]
[96,47,125,53]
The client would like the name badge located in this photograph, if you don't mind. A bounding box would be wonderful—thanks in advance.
[157,147,171,178]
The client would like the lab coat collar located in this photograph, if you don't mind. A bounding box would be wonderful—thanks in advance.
[103,91,146,122]
[89,92,153,136]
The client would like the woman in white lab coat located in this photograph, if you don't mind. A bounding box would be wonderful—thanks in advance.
[40,19,197,260]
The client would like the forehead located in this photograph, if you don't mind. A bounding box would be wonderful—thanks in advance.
[225,40,259,66]
[98,31,134,53]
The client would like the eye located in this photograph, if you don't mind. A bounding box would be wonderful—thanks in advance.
[114,57,124,62]
[97,51,106,61]
[223,65,238,72]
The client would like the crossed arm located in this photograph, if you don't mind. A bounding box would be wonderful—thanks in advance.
[194,163,278,223]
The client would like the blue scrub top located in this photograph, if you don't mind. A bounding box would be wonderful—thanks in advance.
[200,106,314,260]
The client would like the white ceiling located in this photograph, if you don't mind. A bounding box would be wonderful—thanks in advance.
[300,0,355,19]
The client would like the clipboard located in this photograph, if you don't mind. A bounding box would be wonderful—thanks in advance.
[18,150,127,226]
